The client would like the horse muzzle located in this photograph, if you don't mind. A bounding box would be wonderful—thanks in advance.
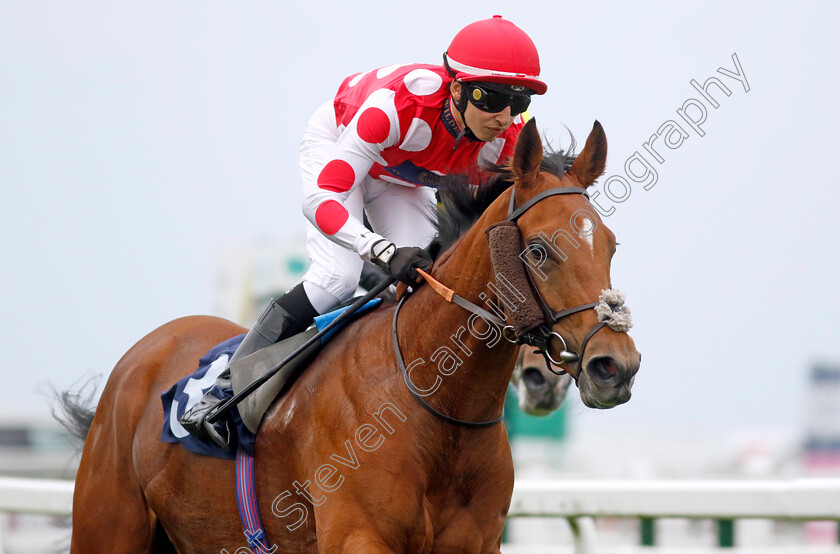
[517,364,572,414]
[577,347,641,409]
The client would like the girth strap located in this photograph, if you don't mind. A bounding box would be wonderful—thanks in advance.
[235,449,272,553]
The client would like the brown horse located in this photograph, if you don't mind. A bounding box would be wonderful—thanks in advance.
[511,347,573,416]
[66,119,640,553]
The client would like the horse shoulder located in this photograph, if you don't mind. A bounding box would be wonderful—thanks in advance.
[258,308,405,462]
[256,307,436,543]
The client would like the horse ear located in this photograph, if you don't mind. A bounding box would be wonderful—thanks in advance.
[570,120,607,188]
[511,118,543,188]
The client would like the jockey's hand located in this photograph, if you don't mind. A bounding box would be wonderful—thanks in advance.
[371,240,432,285]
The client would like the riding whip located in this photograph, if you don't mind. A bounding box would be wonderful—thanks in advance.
[205,275,397,424]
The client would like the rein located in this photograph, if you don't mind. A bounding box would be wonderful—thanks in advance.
[393,183,628,428]
[392,295,505,428]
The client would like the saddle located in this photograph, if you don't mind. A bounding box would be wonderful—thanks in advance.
[231,294,387,430]
[161,297,382,459]
[230,328,321,434]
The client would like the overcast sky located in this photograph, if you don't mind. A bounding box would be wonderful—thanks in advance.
[1,1,838,443]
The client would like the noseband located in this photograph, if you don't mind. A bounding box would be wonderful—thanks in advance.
[496,185,605,376]
[393,183,631,427]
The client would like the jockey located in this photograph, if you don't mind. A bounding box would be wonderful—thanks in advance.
[181,15,548,450]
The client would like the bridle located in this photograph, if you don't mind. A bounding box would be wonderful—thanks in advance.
[392,183,612,428]
[503,186,608,376]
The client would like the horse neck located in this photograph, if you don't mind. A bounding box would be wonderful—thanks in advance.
[398,196,519,423]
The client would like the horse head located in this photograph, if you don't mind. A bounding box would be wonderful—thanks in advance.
[502,118,641,409]
[511,346,573,415]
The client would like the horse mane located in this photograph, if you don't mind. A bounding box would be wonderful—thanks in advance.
[429,138,577,256]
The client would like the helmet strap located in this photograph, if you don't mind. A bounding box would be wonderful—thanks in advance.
[453,113,479,149]
[444,53,483,147]
[452,84,483,150]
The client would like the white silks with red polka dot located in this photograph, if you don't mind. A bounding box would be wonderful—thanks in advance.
[297,63,524,309]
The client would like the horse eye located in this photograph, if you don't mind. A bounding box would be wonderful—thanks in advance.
[528,243,547,261]
[527,239,558,263]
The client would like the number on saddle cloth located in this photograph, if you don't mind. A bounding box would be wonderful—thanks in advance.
[160,298,383,459]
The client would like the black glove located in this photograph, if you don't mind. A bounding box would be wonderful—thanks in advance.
[371,240,433,285]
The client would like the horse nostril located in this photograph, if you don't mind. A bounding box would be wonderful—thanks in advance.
[587,357,623,382]
[522,367,547,388]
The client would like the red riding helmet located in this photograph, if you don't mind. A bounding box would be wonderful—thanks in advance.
[443,15,547,95]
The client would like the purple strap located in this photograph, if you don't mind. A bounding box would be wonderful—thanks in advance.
[235,448,272,553]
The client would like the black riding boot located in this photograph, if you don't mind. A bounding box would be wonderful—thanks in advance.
[179,283,318,450]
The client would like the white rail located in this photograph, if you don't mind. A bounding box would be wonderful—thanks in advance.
[0,477,73,516]
[0,477,838,553]
[508,479,840,520]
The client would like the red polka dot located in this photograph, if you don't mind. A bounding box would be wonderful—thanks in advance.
[356,107,391,144]
[314,200,349,236]
[317,160,356,193]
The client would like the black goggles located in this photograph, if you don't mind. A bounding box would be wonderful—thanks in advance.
[464,83,532,116]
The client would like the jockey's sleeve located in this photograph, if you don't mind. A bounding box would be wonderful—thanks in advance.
[301,89,402,259]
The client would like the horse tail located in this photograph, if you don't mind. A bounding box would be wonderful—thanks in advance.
[49,375,100,443]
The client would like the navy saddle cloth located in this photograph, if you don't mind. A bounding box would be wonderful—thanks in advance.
[161,298,381,459]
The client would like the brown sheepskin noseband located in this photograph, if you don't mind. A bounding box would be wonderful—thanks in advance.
[485,220,545,337]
